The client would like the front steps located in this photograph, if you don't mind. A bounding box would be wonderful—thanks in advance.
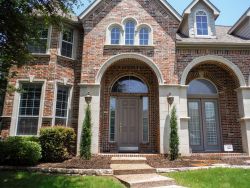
[111,157,185,188]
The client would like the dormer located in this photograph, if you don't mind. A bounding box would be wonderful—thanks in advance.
[228,8,250,39]
[178,0,220,38]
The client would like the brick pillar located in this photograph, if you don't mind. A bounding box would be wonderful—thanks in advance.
[237,88,250,155]
[77,84,101,155]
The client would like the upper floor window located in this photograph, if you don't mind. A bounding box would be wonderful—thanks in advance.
[196,11,208,36]
[61,28,74,58]
[111,27,121,45]
[28,28,49,54]
[139,27,149,45]
[125,21,135,45]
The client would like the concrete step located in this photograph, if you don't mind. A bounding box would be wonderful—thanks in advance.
[115,173,176,188]
[111,157,147,164]
[111,163,156,175]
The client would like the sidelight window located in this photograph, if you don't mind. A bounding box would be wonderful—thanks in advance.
[109,97,116,142]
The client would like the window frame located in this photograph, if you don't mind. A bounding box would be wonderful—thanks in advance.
[14,81,46,136]
[125,20,136,45]
[28,25,52,55]
[60,26,77,59]
[110,27,121,45]
[195,10,209,37]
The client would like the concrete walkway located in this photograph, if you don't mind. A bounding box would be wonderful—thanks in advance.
[111,157,186,188]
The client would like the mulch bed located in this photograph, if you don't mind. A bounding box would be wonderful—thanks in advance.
[37,156,112,169]
[147,155,250,168]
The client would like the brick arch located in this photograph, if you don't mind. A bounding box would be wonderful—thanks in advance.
[181,55,246,87]
[96,53,164,84]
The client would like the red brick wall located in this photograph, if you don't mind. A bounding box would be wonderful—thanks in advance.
[100,59,159,153]
[1,24,83,133]
[81,0,179,85]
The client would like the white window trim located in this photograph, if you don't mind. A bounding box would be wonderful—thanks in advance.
[30,25,52,55]
[10,79,46,136]
[106,18,153,46]
[59,26,77,60]
[52,81,73,127]
[194,9,210,37]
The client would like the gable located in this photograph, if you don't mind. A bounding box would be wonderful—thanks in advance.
[79,0,181,22]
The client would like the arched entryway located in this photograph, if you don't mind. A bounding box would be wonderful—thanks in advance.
[100,58,159,153]
[185,62,243,153]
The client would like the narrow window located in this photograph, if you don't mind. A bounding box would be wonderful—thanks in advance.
[139,27,149,45]
[55,86,69,126]
[61,28,74,58]
[142,97,149,143]
[111,27,120,45]
[0,92,4,116]
[28,28,48,53]
[17,84,42,135]
[125,21,135,45]
[196,11,208,36]
[109,97,116,142]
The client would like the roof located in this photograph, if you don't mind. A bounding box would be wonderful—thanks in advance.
[177,25,250,46]
[78,0,182,21]
[182,0,220,18]
[228,7,250,34]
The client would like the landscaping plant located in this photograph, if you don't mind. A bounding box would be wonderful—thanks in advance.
[169,106,179,161]
[39,126,76,162]
[0,136,42,166]
[80,104,92,160]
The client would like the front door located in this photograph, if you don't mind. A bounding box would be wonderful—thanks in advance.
[118,97,140,152]
[188,99,221,152]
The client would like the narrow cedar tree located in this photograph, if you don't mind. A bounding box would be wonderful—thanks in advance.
[169,106,179,161]
[80,105,92,160]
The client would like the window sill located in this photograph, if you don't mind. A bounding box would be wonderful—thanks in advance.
[194,35,217,39]
[104,44,155,49]
[57,55,77,62]
[31,53,50,57]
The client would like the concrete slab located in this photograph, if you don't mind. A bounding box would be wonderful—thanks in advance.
[115,173,175,188]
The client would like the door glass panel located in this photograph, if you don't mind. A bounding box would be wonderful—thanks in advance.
[204,101,218,145]
[188,101,202,146]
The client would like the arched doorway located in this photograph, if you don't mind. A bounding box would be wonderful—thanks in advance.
[187,79,221,152]
[100,59,159,153]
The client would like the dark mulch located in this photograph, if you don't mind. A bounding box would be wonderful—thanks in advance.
[147,155,250,168]
[37,156,112,169]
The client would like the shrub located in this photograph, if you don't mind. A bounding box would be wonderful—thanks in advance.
[80,105,92,160]
[0,136,42,166]
[169,106,179,161]
[39,126,76,162]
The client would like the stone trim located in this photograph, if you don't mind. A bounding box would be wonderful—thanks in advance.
[180,55,246,86]
[95,53,164,84]
[0,166,112,176]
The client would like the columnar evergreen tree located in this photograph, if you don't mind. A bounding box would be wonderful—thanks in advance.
[169,106,179,161]
[80,104,92,160]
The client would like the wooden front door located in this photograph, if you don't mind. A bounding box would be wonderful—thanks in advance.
[188,99,221,152]
[118,97,140,152]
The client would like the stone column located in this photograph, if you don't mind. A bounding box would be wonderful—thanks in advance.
[77,84,101,155]
[159,84,190,156]
[237,87,250,156]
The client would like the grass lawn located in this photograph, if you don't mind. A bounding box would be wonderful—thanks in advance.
[165,168,250,188]
[0,171,125,188]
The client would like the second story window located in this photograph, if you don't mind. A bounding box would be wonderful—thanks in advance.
[125,21,135,45]
[139,27,149,45]
[196,11,208,36]
[61,28,74,58]
[111,27,121,45]
[28,28,49,54]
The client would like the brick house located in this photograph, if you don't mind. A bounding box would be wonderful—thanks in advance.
[0,0,250,156]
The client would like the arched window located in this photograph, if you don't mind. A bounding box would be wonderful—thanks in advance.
[125,21,135,45]
[187,79,217,96]
[112,76,148,93]
[139,27,149,45]
[111,27,120,45]
[196,11,208,36]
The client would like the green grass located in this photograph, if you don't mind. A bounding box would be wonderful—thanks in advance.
[165,168,250,188]
[0,171,125,188]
